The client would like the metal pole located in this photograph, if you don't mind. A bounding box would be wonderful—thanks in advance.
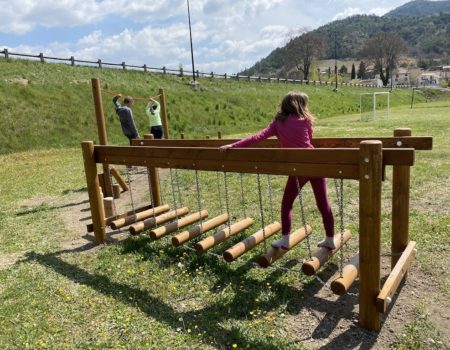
[187,0,196,82]
[334,28,338,91]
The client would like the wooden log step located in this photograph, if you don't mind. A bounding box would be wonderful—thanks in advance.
[301,230,352,276]
[129,207,189,235]
[330,253,360,295]
[110,204,170,229]
[195,217,254,254]
[376,241,416,313]
[171,213,229,246]
[223,222,282,263]
[256,224,312,267]
[86,204,153,232]
[150,210,209,240]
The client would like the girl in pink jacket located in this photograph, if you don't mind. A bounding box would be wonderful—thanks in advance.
[220,91,335,250]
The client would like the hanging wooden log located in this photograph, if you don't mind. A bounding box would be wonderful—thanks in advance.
[376,241,416,313]
[103,197,115,218]
[172,213,229,246]
[330,253,360,295]
[301,230,352,276]
[129,207,189,235]
[110,204,170,229]
[150,210,209,239]
[224,222,282,262]
[256,224,312,267]
[195,217,254,254]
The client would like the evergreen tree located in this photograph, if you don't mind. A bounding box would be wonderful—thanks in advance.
[351,63,356,79]
[339,64,348,75]
[357,61,366,79]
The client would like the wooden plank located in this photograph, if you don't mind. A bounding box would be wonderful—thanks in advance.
[132,136,433,150]
[359,141,382,331]
[377,241,417,313]
[330,253,360,295]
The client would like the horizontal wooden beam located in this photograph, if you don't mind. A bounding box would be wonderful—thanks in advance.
[376,241,417,313]
[132,136,432,150]
[91,144,414,179]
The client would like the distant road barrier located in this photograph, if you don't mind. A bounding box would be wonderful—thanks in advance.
[0,48,412,89]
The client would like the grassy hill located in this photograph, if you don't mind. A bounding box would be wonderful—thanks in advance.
[0,58,437,155]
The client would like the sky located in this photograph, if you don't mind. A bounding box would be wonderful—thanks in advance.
[0,0,413,74]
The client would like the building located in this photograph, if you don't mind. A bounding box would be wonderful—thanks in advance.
[416,72,441,87]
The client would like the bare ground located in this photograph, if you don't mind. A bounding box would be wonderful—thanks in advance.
[3,169,449,349]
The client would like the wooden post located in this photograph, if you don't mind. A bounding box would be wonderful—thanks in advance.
[82,142,106,244]
[143,134,161,206]
[39,53,44,63]
[359,140,382,331]
[113,184,121,199]
[91,78,113,197]
[4,48,8,59]
[97,59,102,68]
[70,56,75,66]
[392,128,412,269]
[159,88,169,139]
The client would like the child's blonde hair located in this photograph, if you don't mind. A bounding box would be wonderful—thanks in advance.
[275,91,314,123]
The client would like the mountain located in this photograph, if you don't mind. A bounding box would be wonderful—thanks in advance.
[241,1,450,77]
[384,0,450,17]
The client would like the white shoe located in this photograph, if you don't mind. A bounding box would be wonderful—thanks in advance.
[317,236,336,250]
[271,235,291,250]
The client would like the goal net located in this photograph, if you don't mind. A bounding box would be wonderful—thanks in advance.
[360,92,390,121]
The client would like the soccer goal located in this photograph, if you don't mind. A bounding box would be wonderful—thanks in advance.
[360,91,390,121]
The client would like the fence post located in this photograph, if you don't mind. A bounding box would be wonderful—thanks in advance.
[143,64,147,72]
[224,73,227,80]
[392,128,412,269]
[179,66,184,77]
[211,72,214,78]
[163,66,166,74]
[236,74,239,81]
[98,59,102,68]
[70,56,75,66]
[4,48,8,59]
[359,140,382,331]
[121,62,125,70]
[196,70,199,78]
[39,53,44,63]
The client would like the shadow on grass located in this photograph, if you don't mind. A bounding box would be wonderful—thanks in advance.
[22,236,382,349]
[16,199,90,216]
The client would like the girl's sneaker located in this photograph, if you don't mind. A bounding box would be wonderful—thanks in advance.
[271,234,291,250]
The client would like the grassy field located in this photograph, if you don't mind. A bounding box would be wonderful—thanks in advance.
[0,60,449,349]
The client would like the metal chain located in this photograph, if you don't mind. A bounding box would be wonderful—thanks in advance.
[216,172,223,212]
[175,169,183,207]
[146,168,156,220]
[295,177,312,260]
[194,169,203,230]
[125,167,136,214]
[334,178,345,278]
[239,173,247,218]
[157,168,165,205]
[223,172,232,234]
[257,174,267,253]
[107,168,121,233]
[267,175,275,223]
[169,168,180,233]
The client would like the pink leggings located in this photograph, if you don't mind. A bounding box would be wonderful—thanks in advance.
[281,176,334,237]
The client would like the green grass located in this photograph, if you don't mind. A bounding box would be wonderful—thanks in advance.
[0,60,449,349]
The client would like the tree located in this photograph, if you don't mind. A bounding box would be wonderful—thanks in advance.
[351,63,356,80]
[339,64,348,75]
[284,32,326,81]
[357,61,366,79]
[362,32,409,86]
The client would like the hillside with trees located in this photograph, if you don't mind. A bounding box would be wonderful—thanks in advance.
[241,1,450,78]
[384,0,450,17]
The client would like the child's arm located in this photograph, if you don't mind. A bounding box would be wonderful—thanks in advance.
[113,94,122,108]
[228,121,276,148]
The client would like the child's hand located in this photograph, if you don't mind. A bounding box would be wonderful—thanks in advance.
[219,144,232,152]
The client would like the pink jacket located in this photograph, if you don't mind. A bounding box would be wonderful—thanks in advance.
[230,114,313,149]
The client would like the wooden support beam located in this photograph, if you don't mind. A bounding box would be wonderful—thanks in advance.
[301,230,352,275]
[150,210,209,239]
[110,204,170,229]
[129,207,189,235]
[110,167,129,191]
[159,88,169,139]
[392,128,412,269]
[377,241,417,313]
[222,222,282,263]
[256,224,311,267]
[330,253,360,295]
[82,141,106,244]
[142,134,161,207]
[171,213,229,246]
[132,136,432,150]
[358,140,383,331]
[195,217,255,254]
